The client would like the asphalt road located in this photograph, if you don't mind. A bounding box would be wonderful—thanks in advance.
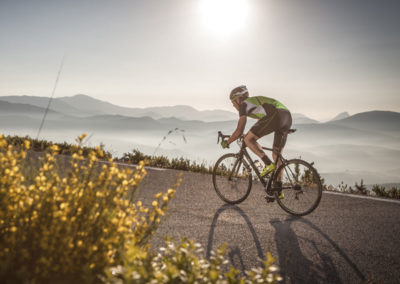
[136,167,400,284]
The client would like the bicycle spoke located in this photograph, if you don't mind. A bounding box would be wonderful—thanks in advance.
[275,159,322,216]
[213,154,252,204]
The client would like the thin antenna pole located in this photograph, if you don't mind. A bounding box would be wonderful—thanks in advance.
[36,55,66,140]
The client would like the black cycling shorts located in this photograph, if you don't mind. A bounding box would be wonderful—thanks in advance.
[249,109,292,149]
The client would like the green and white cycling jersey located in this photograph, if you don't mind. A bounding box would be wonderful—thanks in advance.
[239,96,289,119]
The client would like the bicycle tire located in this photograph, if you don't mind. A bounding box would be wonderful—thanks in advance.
[273,159,322,216]
[212,153,252,204]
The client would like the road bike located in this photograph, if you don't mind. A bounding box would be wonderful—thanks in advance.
[212,130,322,216]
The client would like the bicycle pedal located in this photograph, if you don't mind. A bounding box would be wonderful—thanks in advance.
[264,192,275,203]
[265,196,275,203]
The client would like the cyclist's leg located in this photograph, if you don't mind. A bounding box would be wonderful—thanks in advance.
[244,131,264,158]
[273,110,293,182]
[272,134,286,182]
[244,116,276,161]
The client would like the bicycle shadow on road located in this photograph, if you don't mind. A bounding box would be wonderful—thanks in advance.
[206,204,264,272]
[205,204,366,283]
[271,217,366,284]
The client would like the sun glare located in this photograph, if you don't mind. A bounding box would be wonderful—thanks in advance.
[199,0,249,38]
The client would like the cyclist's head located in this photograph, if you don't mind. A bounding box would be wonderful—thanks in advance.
[230,85,249,102]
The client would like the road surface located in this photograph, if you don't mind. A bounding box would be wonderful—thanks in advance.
[136,167,400,284]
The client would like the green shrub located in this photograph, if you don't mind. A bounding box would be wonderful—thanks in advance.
[119,149,213,174]
[388,187,400,199]
[372,185,400,199]
[4,134,112,159]
[372,185,386,197]
[355,179,367,195]
[337,181,348,192]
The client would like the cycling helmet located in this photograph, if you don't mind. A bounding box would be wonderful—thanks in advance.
[230,85,249,101]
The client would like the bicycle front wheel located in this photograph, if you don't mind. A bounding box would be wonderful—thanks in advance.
[274,159,322,216]
[212,153,252,204]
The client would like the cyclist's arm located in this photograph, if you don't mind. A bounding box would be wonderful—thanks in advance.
[227,115,246,145]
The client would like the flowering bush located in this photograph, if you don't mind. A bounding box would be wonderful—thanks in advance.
[4,134,113,159]
[0,134,281,283]
[106,238,282,284]
[0,134,176,282]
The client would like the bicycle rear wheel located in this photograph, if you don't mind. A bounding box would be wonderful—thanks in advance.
[273,159,322,216]
[212,153,252,204]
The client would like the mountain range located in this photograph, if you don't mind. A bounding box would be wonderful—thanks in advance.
[1,94,324,123]
[0,94,399,186]
[330,112,350,121]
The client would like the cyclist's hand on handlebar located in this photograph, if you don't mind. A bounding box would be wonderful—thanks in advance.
[221,140,229,149]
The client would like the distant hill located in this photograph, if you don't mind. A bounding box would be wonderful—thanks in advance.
[329,111,400,133]
[0,94,320,124]
[58,94,160,117]
[0,94,238,121]
[0,95,82,115]
[292,113,319,124]
[330,112,350,122]
[0,100,58,116]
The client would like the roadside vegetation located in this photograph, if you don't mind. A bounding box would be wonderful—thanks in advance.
[327,180,400,199]
[0,133,281,283]
[5,135,213,174]
[118,149,213,174]
[4,134,113,159]
[5,134,399,200]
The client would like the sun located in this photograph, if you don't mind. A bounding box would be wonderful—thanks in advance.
[199,0,249,38]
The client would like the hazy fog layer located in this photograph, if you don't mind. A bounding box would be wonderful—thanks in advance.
[2,115,399,187]
[1,96,399,187]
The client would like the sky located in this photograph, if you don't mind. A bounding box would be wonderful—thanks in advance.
[1,0,399,120]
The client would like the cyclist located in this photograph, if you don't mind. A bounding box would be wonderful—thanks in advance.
[221,85,292,198]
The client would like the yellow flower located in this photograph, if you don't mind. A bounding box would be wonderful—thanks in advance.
[152,201,158,207]
[50,144,59,152]
[156,208,164,216]
[24,140,30,149]
[78,133,87,141]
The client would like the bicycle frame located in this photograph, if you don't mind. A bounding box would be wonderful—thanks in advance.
[215,129,322,215]
[231,140,288,192]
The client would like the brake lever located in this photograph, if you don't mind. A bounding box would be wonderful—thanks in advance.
[217,131,222,144]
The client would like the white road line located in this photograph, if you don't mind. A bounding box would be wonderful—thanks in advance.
[145,166,166,171]
[100,160,166,171]
[323,191,400,204]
